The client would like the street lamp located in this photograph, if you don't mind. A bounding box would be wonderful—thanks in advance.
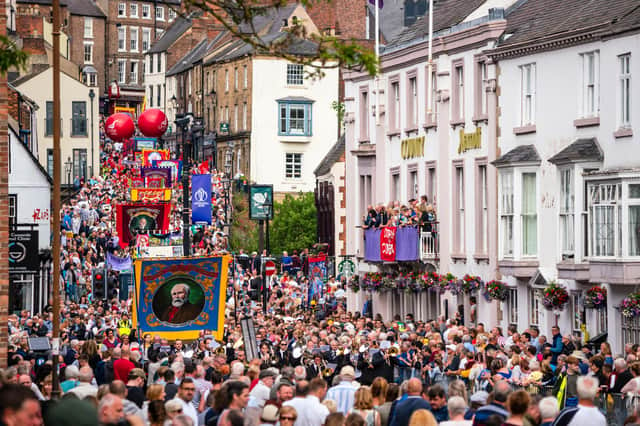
[175,113,193,256]
[64,156,72,186]
[88,89,95,177]
[223,146,234,244]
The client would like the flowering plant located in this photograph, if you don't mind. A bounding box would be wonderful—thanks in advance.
[439,273,461,294]
[484,280,508,301]
[620,293,640,318]
[542,281,569,310]
[362,272,385,292]
[461,274,483,293]
[585,286,607,309]
[420,271,441,291]
[348,276,361,293]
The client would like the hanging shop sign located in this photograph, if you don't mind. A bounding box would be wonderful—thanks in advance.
[9,229,39,273]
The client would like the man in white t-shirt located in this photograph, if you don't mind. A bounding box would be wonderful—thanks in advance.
[552,375,606,426]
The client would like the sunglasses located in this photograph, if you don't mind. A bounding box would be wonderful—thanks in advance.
[280,417,296,421]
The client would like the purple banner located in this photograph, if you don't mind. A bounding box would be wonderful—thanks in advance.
[364,228,381,262]
[141,167,172,187]
[395,226,419,261]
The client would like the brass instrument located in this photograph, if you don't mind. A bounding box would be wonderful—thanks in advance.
[214,346,226,356]
[388,346,400,356]
[322,367,334,378]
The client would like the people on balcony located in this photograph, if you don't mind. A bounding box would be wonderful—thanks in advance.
[362,197,437,231]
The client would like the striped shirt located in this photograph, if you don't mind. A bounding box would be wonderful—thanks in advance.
[326,381,358,414]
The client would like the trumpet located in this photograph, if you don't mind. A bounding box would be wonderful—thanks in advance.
[322,367,334,378]
[388,346,400,356]
[214,346,226,356]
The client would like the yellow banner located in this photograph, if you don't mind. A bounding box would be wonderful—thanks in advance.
[131,188,172,202]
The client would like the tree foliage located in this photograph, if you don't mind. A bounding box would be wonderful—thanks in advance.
[0,36,28,74]
[179,0,379,77]
[269,192,317,254]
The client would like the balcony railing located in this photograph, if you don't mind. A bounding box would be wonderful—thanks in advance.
[363,223,439,262]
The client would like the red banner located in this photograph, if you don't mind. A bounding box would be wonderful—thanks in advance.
[130,177,144,188]
[115,203,170,248]
[380,226,397,262]
[146,176,165,188]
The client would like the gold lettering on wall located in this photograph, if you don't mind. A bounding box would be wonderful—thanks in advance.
[458,127,482,154]
[401,136,425,159]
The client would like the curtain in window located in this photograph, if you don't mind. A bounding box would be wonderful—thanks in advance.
[629,206,640,256]
[522,173,537,255]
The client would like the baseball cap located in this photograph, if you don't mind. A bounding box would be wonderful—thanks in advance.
[128,368,146,380]
[340,365,356,378]
[259,369,278,380]
[261,404,279,422]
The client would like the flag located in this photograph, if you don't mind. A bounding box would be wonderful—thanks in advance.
[369,0,383,8]
[191,174,212,224]
[106,252,132,272]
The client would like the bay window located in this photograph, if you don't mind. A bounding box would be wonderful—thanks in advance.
[589,182,621,257]
[500,170,514,257]
[629,184,640,256]
[278,101,312,136]
[560,168,575,256]
[522,173,537,256]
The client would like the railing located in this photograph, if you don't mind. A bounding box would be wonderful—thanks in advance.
[420,222,439,260]
[363,223,439,262]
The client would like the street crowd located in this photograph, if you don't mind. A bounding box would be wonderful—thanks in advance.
[3,141,640,426]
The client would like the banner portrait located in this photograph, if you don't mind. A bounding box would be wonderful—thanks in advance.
[380,226,397,262]
[132,256,231,340]
[153,160,182,182]
[141,167,172,187]
[130,188,172,202]
[141,149,170,166]
[106,252,132,272]
[116,203,170,248]
[191,174,212,224]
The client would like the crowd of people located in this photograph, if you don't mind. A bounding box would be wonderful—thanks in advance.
[362,197,437,232]
[3,134,640,426]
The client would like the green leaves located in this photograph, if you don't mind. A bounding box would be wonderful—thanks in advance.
[269,192,317,254]
[0,35,28,74]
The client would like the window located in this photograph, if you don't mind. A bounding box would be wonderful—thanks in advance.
[45,101,53,136]
[285,153,302,179]
[529,288,542,326]
[359,89,369,140]
[234,67,238,90]
[8,194,16,223]
[452,61,464,122]
[142,4,150,18]
[244,65,248,88]
[426,164,436,205]
[84,18,93,38]
[426,68,437,123]
[129,3,138,17]
[129,61,138,84]
[149,85,153,107]
[475,59,488,118]
[500,170,514,257]
[560,168,575,256]
[73,149,87,181]
[233,105,238,131]
[168,8,176,21]
[242,102,247,130]
[391,173,400,201]
[520,63,535,125]
[507,288,518,326]
[155,6,164,20]
[149,55,153,74]
[225,106,229,122]
[454,165,465,252]
[47,149,53,177]
[278,102,312,136]
[142,28,151,51]
[581,51,600,117]
[130,27,138,52]
[118,2,126,17]
[571,292,583,332]
[619,54,631,128]
[83,43,93,63]
[629,184,640,256]
[408,169,418,200]
[522,173,537,255]
[118,26,126,51]
[477,163,488,254]
[157,53,161,73]
[71,101,87,136]
[589,183,621,257]
[407,75,418,128]
[286,64,304,85]
[225,69,229,92]
[156,84,161,107]
[389,80,400,131]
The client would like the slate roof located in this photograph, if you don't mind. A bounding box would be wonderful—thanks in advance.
[276,96,314,102]
[314,134,345,176]
[492,144,541,167]
[148,13,194,54]
[498,0,640,48]
[237,4,298,36]
[548,137,603,165]
[384,0,486,51]
[366,0,411,45]
[66,0,105,17]
[166,38,214,76]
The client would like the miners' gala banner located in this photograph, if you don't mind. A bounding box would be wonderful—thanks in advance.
[141,167,172,187]
[141,149,170,166]
[132,256,231,340]
[116,203,170,248]
[380,226,397,262]
[130,188,172,202]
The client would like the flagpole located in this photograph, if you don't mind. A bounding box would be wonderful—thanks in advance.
[374,0,380,126]
[427,0,434,115]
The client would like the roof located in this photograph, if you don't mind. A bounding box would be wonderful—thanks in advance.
[166,38,212,76]
[66,0,105,18]
[237,4,298,36]
[497,0,640,48]
[276,96,314,103]
[17,0,68,5]
[491,144,541,167]
[148,13,195,54]
[8,118,53,185]
[384,0,486,51]
[367,1,409,44]
[548,137,603,165]
[314,134,345,176]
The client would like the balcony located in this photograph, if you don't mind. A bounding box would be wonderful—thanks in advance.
[363,223,439,263]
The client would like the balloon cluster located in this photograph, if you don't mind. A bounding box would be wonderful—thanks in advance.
[105,108,168,141]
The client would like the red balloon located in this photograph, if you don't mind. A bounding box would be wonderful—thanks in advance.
[138,108,168,138]
[105,113,135,142]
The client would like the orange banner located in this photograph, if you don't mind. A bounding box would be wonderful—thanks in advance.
[130,188,172,202]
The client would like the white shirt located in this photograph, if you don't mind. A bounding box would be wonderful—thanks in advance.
[283,395,329,426]
[564,405,606,426]
[326,381,358,415]
[179,397,198,425]
[248,380,271,408]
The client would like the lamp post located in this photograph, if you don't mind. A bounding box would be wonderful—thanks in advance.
[175,113,193,256]
[223,147,233,243]
[64,156,72,187]
[88,89,95,177]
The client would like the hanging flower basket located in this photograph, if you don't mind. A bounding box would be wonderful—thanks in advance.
[542,281,569,310]
[484,280,508,301]
[348,275,361,293]
[440,273,461,294]
[620,293,640,318]
[420,271,441,291]
[461,274,484,293]
[584,286,607,309]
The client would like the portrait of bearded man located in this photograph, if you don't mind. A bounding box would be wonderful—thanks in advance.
[158,283,203,324]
